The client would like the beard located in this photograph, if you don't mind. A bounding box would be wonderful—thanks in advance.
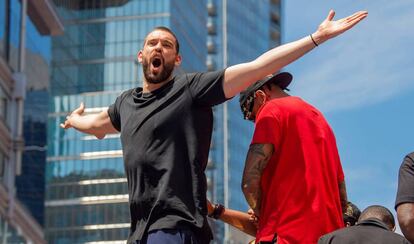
[142,56,175,84]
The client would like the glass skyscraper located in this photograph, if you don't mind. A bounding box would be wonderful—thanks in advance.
[46,0,282,243]
[0,0,62,243]
[207,0,282,243]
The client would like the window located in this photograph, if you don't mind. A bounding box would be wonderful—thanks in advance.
[0,84,7,121]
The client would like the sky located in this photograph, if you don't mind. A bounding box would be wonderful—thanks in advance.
[283,0,414,232]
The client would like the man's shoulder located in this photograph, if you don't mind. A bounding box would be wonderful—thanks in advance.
[405,152,414,162]
[400,153,414,171]
[111,88,135,105]
[318,225,408,244]
[176,70,225,81]
[174,72,201,81]
[318,227,351,243]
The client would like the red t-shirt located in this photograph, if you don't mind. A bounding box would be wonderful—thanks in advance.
[252,96,344,244]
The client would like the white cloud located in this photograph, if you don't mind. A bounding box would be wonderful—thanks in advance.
[289,1,414,112]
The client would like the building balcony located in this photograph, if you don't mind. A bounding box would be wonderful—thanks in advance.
[206,56,216,71]
[27,0,64,36]
[207,40,216,54]
[207,18,217,35]
[207,2,217,16]
[270,10,280,24]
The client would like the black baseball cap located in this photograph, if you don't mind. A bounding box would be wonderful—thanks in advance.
[239,72,293,120]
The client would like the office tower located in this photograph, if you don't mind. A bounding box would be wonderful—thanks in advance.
[46,0,282,243]
[0,0,63,243]
[207,1,282,242]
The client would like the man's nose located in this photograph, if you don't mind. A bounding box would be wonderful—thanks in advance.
[154,41,162,50]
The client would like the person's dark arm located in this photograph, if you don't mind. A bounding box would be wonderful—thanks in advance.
[339,180,348,214]
[241,143,274,216]
[397,203,414,243]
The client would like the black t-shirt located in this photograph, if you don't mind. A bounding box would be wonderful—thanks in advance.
[108,70,227,243]
[395,152,414,209]
[318,218,410,244]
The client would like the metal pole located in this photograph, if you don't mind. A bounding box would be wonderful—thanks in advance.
[222,0,229,242]
[18,0,27,72]
[15,0,27,176]
[2,221,8,244]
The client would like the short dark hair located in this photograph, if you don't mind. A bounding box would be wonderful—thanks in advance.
[343,201,361,226]
[144,26,180,54]
[359,205,395,230]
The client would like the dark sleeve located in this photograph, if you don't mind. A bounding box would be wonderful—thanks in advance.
[107,90,130,132]
[186,69,228,106]
[395,153,414,209]
[317,234,333,244]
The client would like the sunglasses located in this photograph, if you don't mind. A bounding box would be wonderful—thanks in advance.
[241,94,255,121]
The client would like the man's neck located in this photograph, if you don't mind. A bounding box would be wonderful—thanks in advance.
[142,76,173,93]
[269,88,290,99]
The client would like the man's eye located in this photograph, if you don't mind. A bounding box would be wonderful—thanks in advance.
[163,42,173,48]
[148,41,157,46]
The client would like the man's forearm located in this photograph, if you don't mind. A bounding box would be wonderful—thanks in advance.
[69,114,105,135]
[219,208,257,237]
[242,178,262,215]
[242,144,274,215]
[64,109,117,139]
[222,10,368,98]
[224,36,316,98]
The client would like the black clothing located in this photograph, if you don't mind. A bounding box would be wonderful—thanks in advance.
[318,218,410,244]
[135,229,199,244]
[395,152,414,208]
[108,70,227,244]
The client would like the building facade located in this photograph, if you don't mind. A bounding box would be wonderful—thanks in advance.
[46,0,282,243]
[0,0,63,243]
[207,0,282,243]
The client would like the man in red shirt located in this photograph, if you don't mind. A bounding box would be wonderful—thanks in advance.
[239,72,348,244]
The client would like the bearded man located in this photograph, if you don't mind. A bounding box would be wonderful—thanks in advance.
[60,10,367,244]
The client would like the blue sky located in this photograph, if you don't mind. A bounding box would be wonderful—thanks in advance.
[283,0,414,232]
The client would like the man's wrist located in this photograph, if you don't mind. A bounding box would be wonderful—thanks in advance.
[310,31,325,46]
[208,203,225,219]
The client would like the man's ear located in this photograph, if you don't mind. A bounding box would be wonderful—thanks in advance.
[255,90,267,104]
[175,54,182,66]
[137,50,143,64]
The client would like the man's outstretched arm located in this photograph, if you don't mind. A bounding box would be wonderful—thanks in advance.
[223,10,368,98]
[60,102,118,139]
[207,200,257,237]
[242,143,274,216]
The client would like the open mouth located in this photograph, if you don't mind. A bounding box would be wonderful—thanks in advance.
[152,58,162,68]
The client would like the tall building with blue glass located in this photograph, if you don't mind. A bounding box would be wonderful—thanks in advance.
[46,0,282,243]
[0,0,62,243]
[207,0,282,243]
